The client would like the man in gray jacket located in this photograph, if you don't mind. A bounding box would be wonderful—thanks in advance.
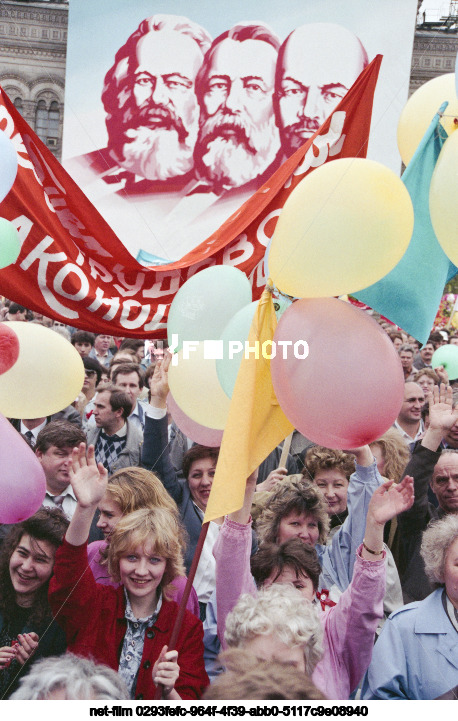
[86,383,142,475]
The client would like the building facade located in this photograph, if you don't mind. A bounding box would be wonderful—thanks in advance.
[0,0,68,159]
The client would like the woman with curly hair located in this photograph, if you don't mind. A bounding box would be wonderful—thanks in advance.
[209,470,414,699]
[49,445,208,700]
[87,467,199,616]
[0,507,68,698]
[362,514,458,699]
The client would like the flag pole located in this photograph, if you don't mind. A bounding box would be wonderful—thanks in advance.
[154,521,209,700]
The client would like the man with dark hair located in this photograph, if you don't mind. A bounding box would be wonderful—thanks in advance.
[118,338,146,366]
[111,362,147,431]
[86,384,143,474]
[398,344,416,382]
[71,330,95,358]
[413,341,435,371]
[89,334,114,368]
[6,303,27,321]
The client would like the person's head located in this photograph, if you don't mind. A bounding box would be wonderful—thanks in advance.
[275,23,367,156]
[108,507,186,602]
[6,302,27,321]
[97,466,179,538]
[71,330,95,358]
[109,350,137,376]
[35,421,86,494]
[82,356,104,396]
[0,508,68,624]
[93,334,113,355]
[202,648,325,700]
[255,475,329,547]
[303,446,355,517]
[420,342,435,364]
[387,331,403,351]
[111,363,144,404]
[194,22,281,192]
[250,538,321,602]
[413,367,440,396]
[449,334,458,347]
[397,382,425,426]
[119,338,145,364]
[93,384,134,434]
[442,401,458,449]
[428,331,445,349]
[182,445,219,511]
[398,344,415,373]
[430,450,458,514]
[421,514,458,607]
[369,429,410,482]
[102,14,211,182]
[10,653,129,700]
[224,584,323,676]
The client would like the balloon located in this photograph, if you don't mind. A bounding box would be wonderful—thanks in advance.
[397,74,458,166]
[0,130,18,203]
[0,218,21,269]
[268,158,413,299]
[0,322,19,375]
[432,344,458,381]
[0,322,85,418]
[216,301,258,398]
[168,342,231,430]
[0,413,46,523]
[167,266,252,350]
[168,392,223,447]
[270,298,405,449]
[429,128,458,265]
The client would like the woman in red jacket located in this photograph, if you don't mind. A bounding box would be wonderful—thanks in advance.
[48,443,208,700]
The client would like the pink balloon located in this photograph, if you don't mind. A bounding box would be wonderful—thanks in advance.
[0,413,46,522]
[271,298,405,449]
[0,322,20,375]
[168,393,223,448]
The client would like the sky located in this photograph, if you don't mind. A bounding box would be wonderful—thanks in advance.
[420,0,457,20]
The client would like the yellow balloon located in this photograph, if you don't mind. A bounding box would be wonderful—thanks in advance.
[397,73,458,166]
[0,322,84,418]
[268,158,413,299]
[168,342,230,430]
[430,128,458,265]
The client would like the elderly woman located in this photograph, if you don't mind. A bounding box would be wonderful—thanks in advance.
[208,471,414,699]
[362,514,458,699]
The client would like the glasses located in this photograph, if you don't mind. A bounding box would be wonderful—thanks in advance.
[84,370,97,378]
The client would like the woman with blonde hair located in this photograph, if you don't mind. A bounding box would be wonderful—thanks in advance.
[49,445,208,700]
[88,466,199,615]
[369,429,410,484]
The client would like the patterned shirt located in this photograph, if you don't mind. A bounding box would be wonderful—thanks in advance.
[118,589,162,699]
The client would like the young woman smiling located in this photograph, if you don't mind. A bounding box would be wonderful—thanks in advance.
[48,444,208,700]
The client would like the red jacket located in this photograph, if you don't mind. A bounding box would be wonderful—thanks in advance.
[49,539,208,700]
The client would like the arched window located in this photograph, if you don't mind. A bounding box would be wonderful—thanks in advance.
[35,99,60,147]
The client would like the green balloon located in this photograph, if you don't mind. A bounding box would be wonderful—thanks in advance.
[432,344,458,381]
[216,301,258,398]
[167,266,252,351]
[0,218,20,269]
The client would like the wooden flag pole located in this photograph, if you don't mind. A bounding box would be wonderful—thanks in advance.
[154,521,210,700]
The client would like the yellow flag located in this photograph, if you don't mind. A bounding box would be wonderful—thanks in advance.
[204,284,294,522]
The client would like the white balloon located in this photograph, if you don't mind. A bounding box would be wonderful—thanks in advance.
[0,130,18,203]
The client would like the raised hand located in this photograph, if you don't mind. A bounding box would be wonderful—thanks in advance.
[69,443,108,509]
[367,476,415,527]
[256,466,287,493]
[153,644,180,698]
[428,383,458,433]
[149,352,171,408]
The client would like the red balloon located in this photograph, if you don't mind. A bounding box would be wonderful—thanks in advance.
[0,322,20,375]
[168,393,223,448]
[270,298,404,449]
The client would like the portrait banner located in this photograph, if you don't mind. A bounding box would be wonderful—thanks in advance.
[0,56,381,337]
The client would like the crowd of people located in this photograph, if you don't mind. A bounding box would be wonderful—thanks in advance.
[0,299,458,701]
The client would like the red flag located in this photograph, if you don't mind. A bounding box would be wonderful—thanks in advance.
[0,56,381,337]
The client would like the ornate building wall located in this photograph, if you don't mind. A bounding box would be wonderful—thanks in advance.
[0,0,68,159]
